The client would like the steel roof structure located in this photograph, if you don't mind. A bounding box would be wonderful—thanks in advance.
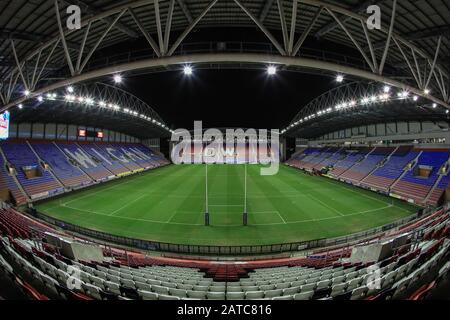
[0,0,449,137]
[284,81,449,138]
[11,82,169,138]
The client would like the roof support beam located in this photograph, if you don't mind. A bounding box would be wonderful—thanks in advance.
[259,0,275,22]
[55,0,75,76]
[314,0,382,38]
[425,36,442,91]
[128,7,161,58]
[10,40,30,91]
[288,0,298,55]
[2,53,448,111]
[60,0,139,38]
[0,29,83,51]
[176,0,193,23]
[154,0,165,56]
[234,0,286,56]
[379,0,397,75]
[292,6,323,56]
[79,9,127,72]
[164,0,176,54]
[276,0,289,52]
[167,0,219,56]
[326,8,375,72]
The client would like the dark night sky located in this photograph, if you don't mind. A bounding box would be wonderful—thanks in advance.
[123,69,336,130]
[96,27,354,131]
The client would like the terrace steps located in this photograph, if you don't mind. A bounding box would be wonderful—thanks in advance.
[0,147,28,204]
[390,151,423,191]
[424,175,445,206]
[360,147,399,185]
[0,143,62,198]
[26,140,65,189]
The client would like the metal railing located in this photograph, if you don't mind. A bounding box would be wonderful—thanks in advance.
[83,41,372,74]
[33,207,424,256]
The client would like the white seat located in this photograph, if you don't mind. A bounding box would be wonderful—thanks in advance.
[350,286,368,300]
[346,277,362,291]
[135,281,152,291]
[332,275,345,284]
[90,276,106,289]
[272,295,293,300]
[159,294,180,300]
[82,283,102,300]
[245,291,264,300]
[264,289,283,298]
[209,286,225,292]
[331,283,347,297]
[226,292,245,300]
[147,279,162,286]
[105,281,121,295]
[300,283,316,292]
[121,278,135,288]
[207,292,225,300]
[187,290,206,299]
[294,291,314,300]
[139,289,158,300]
[345,271,358,281]
[283,286,300,296]
[152,285,169,295]
[178,283,193,290]
[107,274,120,284]
[316,279,331,290]
[170,288,187,298]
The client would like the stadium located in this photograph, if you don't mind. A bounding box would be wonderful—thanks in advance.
[0,0,449,304]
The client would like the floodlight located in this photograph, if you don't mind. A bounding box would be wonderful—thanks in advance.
[183,66,193,75]
[267,66,277,75]
[113,74,122,83]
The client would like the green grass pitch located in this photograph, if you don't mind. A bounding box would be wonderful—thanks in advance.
[36,164,417,246]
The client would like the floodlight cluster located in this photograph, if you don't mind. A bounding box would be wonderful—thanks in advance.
[17,87,173,134]
[281,87,443,134]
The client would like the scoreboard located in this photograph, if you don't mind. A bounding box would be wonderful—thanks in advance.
[78,129,103,138]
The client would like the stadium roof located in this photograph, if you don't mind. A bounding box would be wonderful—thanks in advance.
[11,82,170,138]
[284,81,450,138]
[0,0,449,136]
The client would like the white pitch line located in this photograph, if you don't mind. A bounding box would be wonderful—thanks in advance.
[165,210,180,223]
[209,204,243,207]
[108,193,148,216]
[62,171,153,206]
[62,204,203,226]
[307,194,345,217]
[274,211,287,224]
[255,204,394,226]
[59,202,394,227]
